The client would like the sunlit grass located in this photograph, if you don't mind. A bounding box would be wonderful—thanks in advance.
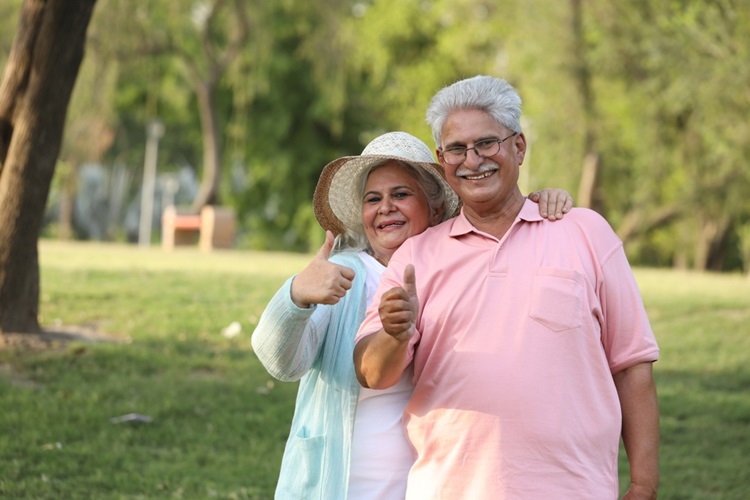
[624,268,750,498]
[2,240,310,499]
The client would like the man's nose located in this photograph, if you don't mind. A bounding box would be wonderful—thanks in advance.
[463,147,483,168]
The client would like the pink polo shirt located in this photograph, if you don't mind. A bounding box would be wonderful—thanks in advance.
[355,199,659,500]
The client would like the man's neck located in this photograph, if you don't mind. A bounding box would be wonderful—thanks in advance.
[463,192,525,240]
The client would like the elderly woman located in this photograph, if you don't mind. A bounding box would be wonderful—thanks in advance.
[251,131,572,499]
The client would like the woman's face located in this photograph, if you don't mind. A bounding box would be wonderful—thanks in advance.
[362,161,434,266]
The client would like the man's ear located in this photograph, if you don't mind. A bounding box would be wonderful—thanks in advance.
[515,132,527,165]
[435,149,446,167]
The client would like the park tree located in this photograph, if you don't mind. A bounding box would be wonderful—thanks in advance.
[173,0,254,211]
[347,0,525,146]
[94,0,260,212]
[0,0,97,335]
[2,0,746,276]
[83,0,363,252]
[230,0,377,251]
[569,0,603,212]
[55,37,118,241]
[583,0,750,270]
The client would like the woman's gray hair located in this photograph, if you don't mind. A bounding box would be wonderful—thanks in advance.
[333,159,449,255]
[425,75,523,147]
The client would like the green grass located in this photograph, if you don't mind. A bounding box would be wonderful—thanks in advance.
[628,269,750,499]
[1,241,750,499]
[2,241,311,499]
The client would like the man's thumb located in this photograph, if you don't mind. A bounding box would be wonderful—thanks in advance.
[317,230,335,260]
[403,264,417,296]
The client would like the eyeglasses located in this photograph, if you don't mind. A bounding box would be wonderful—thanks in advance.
[439,132,517,166]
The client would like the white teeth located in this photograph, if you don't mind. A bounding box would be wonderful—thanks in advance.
[465,171,493,180]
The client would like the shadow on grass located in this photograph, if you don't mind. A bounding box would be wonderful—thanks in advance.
[631,369,750,500]
[0,337,297,499]
[4,337,749,499]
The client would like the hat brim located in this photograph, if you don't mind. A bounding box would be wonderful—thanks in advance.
[313,154,460,235]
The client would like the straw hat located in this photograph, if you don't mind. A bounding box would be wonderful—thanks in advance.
[313,131,460,235]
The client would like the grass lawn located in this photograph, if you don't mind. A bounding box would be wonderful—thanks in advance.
[1,240,749,499]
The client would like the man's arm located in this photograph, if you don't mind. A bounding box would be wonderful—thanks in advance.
[354,329,410,389]
[354,264,419,389]
[613,361,660,500]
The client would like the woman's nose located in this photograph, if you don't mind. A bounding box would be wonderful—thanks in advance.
[378,197,395,213]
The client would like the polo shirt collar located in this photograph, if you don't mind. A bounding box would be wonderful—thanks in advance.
[449,197,543,237]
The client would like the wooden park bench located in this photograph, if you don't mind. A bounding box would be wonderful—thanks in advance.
[161,205,236,252]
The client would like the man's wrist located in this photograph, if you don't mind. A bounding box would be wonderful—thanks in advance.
[626,480,658,499]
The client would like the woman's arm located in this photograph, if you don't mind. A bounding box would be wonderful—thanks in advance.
[251,277,330,382]
[252,233,357,381]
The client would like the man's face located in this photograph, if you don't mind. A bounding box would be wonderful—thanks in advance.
[438,109,526,213]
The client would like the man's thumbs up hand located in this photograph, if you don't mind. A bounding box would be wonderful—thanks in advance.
[378,264,419,342]
[290,231,356,308]
[403,264,417,295]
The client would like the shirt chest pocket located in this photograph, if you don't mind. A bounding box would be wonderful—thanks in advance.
[528,268,584,332]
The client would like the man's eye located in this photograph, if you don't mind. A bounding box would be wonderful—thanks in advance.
[445,147,466,155]
[475,139,497,149]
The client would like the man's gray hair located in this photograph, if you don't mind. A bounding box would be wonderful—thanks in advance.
[425,75,523,147]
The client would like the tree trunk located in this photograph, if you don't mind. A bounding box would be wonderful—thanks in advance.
[186,0,250,212]
[58,163,78,240]
[576,152,599,210]
[569,0,603,213]
[0,0,97,335]
[191,82,221,211]
[694,213,731,272]
[616,204,682,244]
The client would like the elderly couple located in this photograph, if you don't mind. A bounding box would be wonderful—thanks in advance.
[252,75,659,500]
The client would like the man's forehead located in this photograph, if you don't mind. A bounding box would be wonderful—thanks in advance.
[442,109,505,145]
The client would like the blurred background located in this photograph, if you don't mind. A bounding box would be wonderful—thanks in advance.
[2,0,748,271]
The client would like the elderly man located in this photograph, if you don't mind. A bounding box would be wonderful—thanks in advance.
[354,75,659,500]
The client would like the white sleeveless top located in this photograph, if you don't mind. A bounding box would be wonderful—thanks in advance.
[347,252,415,499]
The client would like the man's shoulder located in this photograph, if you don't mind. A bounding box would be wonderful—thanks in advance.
[560,207,614,231]
[550,208,622,251]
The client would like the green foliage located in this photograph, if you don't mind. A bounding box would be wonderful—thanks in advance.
[0,1,23,63]
[12,0,747,270]
[228,1,378,251]
[582,0,750,269]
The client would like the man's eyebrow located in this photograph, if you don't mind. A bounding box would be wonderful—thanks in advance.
[444,135,498,148]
